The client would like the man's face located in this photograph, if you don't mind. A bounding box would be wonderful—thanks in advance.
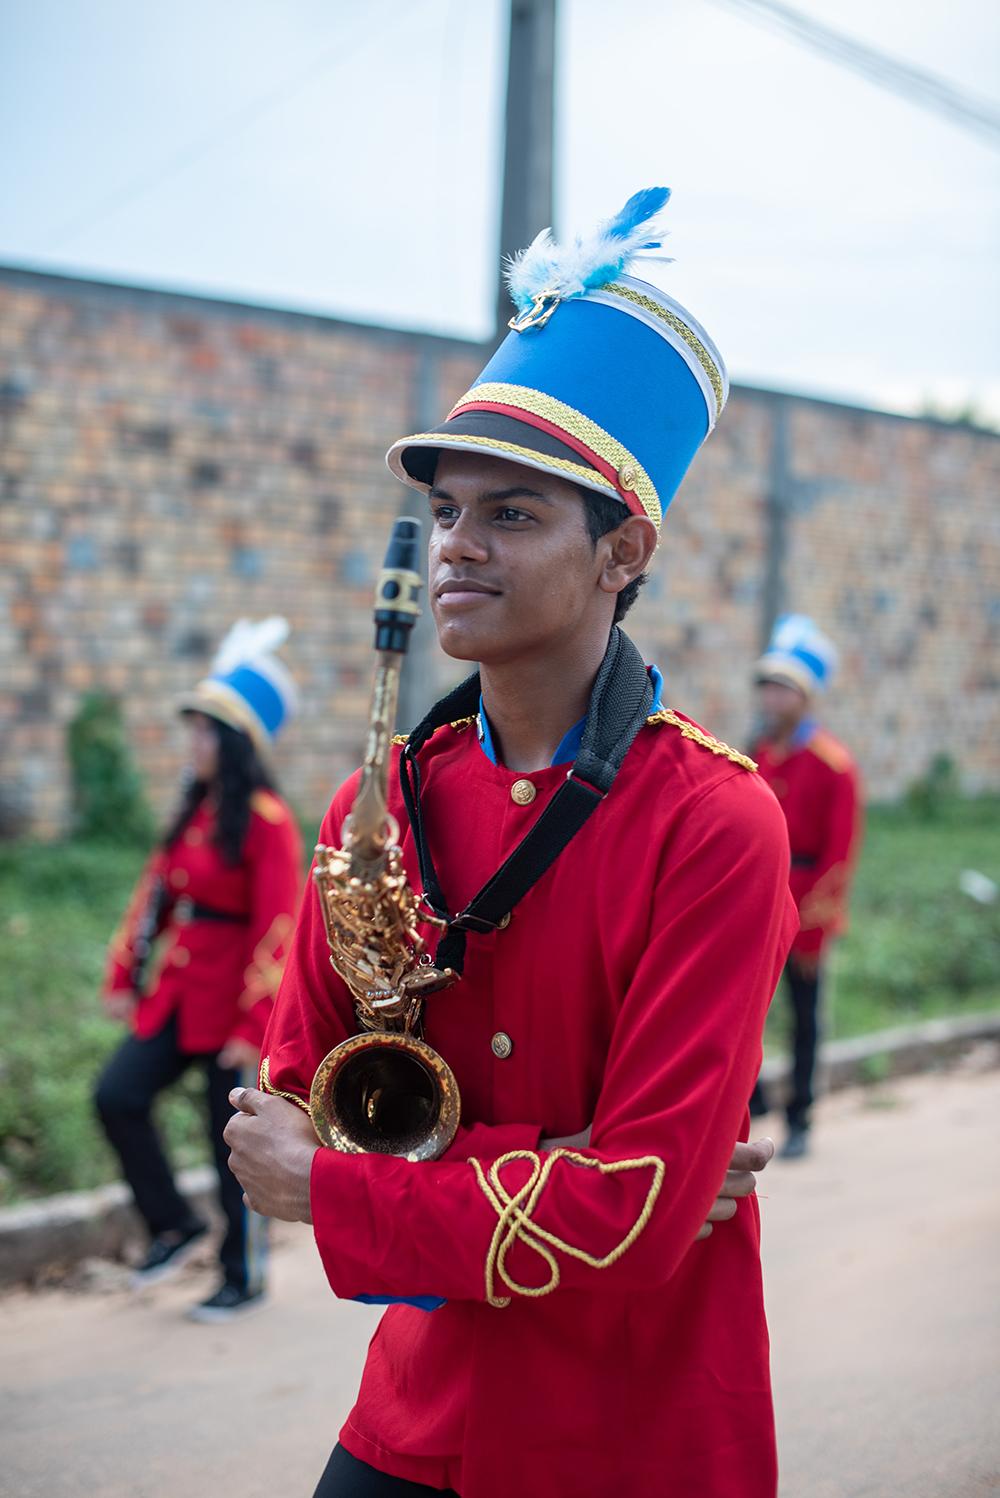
[756,679,808,738]
[426,452,614,665]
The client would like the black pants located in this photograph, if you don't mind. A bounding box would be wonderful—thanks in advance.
[749,959,822,1130]
[313,1445,458,1497]
[94,1014,266,1290]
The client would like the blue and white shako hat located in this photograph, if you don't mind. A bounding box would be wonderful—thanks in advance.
[756,615,838,697]
[386,187,728,529]
[179,617,297,755]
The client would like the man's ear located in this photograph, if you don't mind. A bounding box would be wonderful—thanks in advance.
[597,516,658,597]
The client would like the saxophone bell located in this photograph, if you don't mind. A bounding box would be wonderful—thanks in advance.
[310,1031,460,1161]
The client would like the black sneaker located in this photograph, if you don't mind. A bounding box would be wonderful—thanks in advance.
[131,1223,208,1288]
[187,1281,268,1323]
[780,1125,811,1160]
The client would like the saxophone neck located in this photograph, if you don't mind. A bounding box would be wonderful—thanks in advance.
[348,650,403,855]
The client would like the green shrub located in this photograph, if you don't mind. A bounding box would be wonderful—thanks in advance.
[905,753,960,821]
[66,694,156,844]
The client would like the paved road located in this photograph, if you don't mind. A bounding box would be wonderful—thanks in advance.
[2,1065,998,1497]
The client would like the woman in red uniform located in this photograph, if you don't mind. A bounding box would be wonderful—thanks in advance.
[95,619,302,1319]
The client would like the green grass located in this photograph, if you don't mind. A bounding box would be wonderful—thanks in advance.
[1,796,998,1204]
[0,839,212,1207]
[764,795,1000,1052]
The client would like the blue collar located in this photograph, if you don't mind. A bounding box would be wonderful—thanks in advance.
[790,716,818,750]
[477,664,665,768]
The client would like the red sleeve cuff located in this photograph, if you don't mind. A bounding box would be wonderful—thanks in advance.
[441,1119,542,1162]
[310,1148,396,1300]
[791,926,827,957]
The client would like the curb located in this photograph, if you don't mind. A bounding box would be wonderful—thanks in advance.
[758,1010,1000,1092]
[2,1013,999,1288]
[0,1166,217,1289]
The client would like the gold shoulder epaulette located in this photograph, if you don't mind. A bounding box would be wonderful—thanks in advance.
[393,715,477,748]
[808,730,851,774]
[646,708,757,773]
[250,789,287,823]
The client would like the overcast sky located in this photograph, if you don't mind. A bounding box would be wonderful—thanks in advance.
[2,0,998,420]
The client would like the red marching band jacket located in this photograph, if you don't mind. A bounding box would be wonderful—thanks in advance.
[753,726,863,960]
[104,792,303,1054]
[261,711,797,1498]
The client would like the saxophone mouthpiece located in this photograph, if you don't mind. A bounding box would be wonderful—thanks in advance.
[374,516,423,653]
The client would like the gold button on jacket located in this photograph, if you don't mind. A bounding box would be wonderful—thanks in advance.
[510,779,536,806]
[490,1031,513,1060]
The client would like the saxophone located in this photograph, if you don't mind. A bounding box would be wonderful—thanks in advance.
[309,517,461,1161]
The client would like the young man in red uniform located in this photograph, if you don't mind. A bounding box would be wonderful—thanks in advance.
[96,620,302,1318]
[225,190,797,1496]
[750,614,863,1158]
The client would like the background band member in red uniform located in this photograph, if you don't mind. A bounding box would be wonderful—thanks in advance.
[225,189,797,1497]
[95,619,302,1319]
[750,614,863,1158]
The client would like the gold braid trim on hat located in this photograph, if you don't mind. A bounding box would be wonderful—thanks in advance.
[401,430,611,496]
[470,1148,665,1309]
[601,283,726,413]
[259,1055,311,1114]
[449,382,662,528]
[647,708,757,772]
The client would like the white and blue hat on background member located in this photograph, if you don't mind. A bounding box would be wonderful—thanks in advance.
[179,617,297,755]
[756,615,838,698]
[386,187,727,530]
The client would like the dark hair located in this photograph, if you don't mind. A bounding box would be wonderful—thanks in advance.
[577,487,648,622]
[163,718,276,866]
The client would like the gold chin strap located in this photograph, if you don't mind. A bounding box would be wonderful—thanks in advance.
[469,1148,665,1309]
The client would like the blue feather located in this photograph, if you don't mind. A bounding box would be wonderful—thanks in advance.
[605,186,671,242]
[505,184,674,310]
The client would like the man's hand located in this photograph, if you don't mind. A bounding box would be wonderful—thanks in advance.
[104,992,137,1024]
[224,1087,319,1223]
[217,1036,260,1073]
[695,1137,774,1241]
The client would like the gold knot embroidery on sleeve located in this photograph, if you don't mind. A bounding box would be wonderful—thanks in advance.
[240,914,294,1009]
[469,1148,665,1309]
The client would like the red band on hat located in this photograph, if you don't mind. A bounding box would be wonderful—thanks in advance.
[448,398,647,518]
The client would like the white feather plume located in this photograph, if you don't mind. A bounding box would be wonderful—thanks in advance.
[212,616,290,675]
[505,186,673,313]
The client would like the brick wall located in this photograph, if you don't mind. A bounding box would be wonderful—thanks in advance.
[1,267,997,836]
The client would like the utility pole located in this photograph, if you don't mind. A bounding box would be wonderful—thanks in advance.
[494,0,557,341]
[398,0,558,728]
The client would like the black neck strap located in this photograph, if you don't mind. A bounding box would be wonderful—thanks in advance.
[399,628,654,975]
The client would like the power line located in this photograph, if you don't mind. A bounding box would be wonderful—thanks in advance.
[708,0,1000,147]
[45,0,415,251]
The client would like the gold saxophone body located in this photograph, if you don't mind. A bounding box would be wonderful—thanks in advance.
[309,518,461,1161]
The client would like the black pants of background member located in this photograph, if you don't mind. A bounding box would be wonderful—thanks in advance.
[313,1445,459,1498]
[748,958,822,1131]
[94,1013,266,1292]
